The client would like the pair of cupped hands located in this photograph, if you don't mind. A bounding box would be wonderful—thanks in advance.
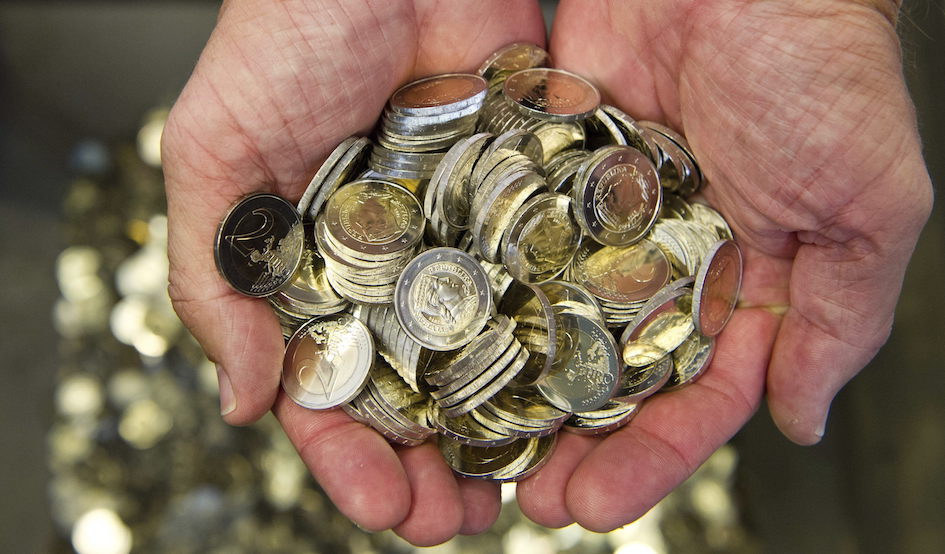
[161,0,931,546]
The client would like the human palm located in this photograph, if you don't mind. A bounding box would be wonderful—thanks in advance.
[162,0,932,545]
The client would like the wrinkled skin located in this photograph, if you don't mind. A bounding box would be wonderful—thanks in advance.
[162,0,932,545]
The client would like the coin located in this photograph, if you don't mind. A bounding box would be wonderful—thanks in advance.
[395,247,493,351]
[613,356,673,403]
[215,193,304,297]
[664,331,715,390]
[502,193,581,284]
[307,137,371,220]
[281,314,374,409]
[692,239,743,337]
[571,239,672,304]
[502,68,600,122]
[573,145,662,246]
[390,74,488,116]
[478,43,551,83]
[323,180,423,257]
[296,137,359,217]
[537,311,620,412]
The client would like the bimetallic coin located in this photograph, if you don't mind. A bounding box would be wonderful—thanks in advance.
[215,193,304,297]
[503,68,600,123]
[282,314,374,409]
[664,331,716,390]
[439,435,531,480]
[390,74,488,116]
[692,240,743,337]
[574,146,662,246]
[502,193,581,284]
[537,311,620,412]
[395,247,492,351]
[613,356,673,403]
[323,180,423,256]
[571,239,672,304]
[478,43,551,83]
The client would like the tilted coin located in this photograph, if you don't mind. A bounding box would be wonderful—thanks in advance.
[282,314,374,409]
[438,435,531,480]
[573,145,662,246]
[491,433,556,482]
[613,356,674,403]
[664,330,716,390]
[297,136,359,217]
[307,136,371,220]
[618,279,693,359]
[502,193,581,284]
[395,247,493,351]
[571,239,672,305]
[499,282,557,384]
[389,73,488,116]
[692,239,743,337]
[502,68,600,123]
[477,42,551,84]
[215,193,304,297]
[537,310,620,412]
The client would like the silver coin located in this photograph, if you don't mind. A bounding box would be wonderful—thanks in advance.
[395,247,493,351]
[215,192,304,297]
[537,311,620,412]
[282,314,374,409]
[573,145,662,246]
[296,137,359,217]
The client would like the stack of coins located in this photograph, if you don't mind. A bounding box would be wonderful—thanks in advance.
[314,179,424,304]
[372,74,489,179]
[212,42,744,483]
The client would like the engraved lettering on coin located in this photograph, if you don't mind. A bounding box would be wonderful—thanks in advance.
[411,262,478,334]
[594,164,649,232]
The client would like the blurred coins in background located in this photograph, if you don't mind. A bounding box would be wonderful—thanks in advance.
[53,64,752,551]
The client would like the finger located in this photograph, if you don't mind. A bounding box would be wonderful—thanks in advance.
[273,394,411,531]
[163,157,285,425]
[767,227,926,444]
[564,306,776,532]
[392,442,464,546]
[411,0,547,75]
[549,0,672,122]
[516,432,599,528]
[455,477,501,535]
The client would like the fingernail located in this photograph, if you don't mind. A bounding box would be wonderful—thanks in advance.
[216,364,236,416]
[814,411,829,439]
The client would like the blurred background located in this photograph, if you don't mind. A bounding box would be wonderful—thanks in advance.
[1,2,942,552]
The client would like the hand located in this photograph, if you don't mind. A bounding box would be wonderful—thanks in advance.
[161,0,546,545]
[516,0,933,531]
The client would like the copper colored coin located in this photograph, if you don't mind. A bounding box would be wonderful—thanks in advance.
[502,68,600,122]
[692,239,743,337]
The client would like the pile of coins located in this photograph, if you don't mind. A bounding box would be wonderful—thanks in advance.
[214,43,743,483]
